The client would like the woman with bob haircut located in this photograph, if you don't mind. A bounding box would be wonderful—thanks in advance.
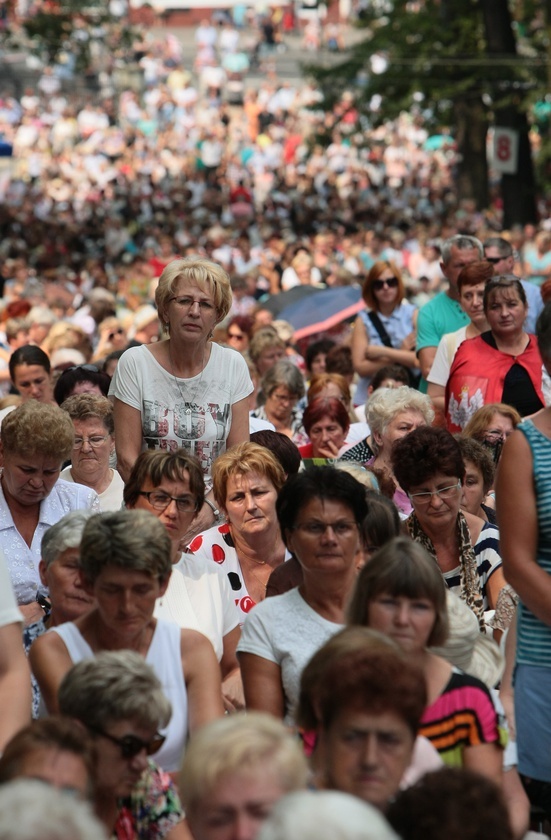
[347,536,503,780]
[237,466,368,723]
[30,509,224,772]
[124,449,242,710]
[110,256,253,539]
[60,394,123,512]
[0,401,100,623]
[456,437,496,523]
[446,276,546,432]
[364,386,434,515]
[250,360,306,442]
[298,397,350,460]
[180,711,308,840]
[53,364,111,406]
[189,442,287,623]
[391,427,505,631]
[352,260,419,406]
[58,651,188,839]
[248,328,286,378]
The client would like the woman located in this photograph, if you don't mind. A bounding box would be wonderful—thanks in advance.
[347,537,503,778]
[123,450,242,709]
[0,401,100,624]
[189,443,287,623]
[60,394,124,511]
[456,437,496,524]
[54,364,111,405]
[392,426,506,629]
[23,511,95,717]
[0,345,55,425]
[496,300,551,816]
[30,509,224,772]
[298,398,350,460]
[250,360,306,442]
[91,317,129,365]
[306,373,363,435]
[58,651,188,839]
[427,260,494,412]
[249,328,286,378]
[180,713,308,840]
[109,257,252,526]
[351,261,418,407]
[445,276,546,432]
[359,386,434,516]
[225,314,254,353]
[237,467,368,723]
[463,403,521,465]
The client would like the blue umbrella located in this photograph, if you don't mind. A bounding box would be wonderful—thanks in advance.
[279,285,364,340]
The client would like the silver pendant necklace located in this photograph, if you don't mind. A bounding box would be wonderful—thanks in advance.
[169,343,206,412]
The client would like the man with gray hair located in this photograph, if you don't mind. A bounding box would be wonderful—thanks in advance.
[416,234,482,390]
[484,236,543,334]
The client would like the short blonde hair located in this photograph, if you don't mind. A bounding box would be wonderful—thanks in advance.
[366,387,434,454]
[155,256,232,326]
[180,712,308,816]
[212,442,286,509]
[249,328,285,366]
[2,401,74,460]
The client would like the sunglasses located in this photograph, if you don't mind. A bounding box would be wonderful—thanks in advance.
[88,725,166,759]
[372,277,399,291]
[108,328,124,341]
[59,364,99,377]
[485,256,509,265]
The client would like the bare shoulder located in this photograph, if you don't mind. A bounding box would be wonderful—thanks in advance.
[180,628,214,656]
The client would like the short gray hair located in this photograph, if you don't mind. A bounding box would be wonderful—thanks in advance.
[58,650,172,731]
[258,791,399,840]
[366,387,434,454]
[0,780,108,840]
[261,360,305,400]
[440,235,483,265]
[79,510,172,584]
[41,511,94,568]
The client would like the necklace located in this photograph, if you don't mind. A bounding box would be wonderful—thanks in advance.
[243,562,269,591]
[169,342,206,414]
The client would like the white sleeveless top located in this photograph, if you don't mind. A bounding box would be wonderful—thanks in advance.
[49,618,188,772]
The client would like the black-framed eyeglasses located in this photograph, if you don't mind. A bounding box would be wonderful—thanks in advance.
[138,490,197,513]
[87,725,165,759]
[372,277,399,291]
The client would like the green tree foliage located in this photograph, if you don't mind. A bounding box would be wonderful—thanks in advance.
[306,0,547,220]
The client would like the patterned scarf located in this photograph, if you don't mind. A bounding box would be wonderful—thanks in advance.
[406,511,486,630]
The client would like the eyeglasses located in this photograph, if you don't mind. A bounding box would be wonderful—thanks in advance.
[73,435,110,449]
[483,429,510,443]
[168,296,216,313]
[138,490,197,513]
[292,520,358,537]
[484,256,509,265]
[408,483,461,505]
[372,277,399,291]
[269,391,296,404]
[108,328,124,340]
[228,332,245,341]
[87,725,166,759]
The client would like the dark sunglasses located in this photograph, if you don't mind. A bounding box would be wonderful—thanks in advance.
[88,725,166,759]
[485,256,509,265]
[372,277,399,291]
[59,364,100,377]
[108,329,124,340]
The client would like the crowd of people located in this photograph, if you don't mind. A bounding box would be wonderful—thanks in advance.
[1,9,551,840]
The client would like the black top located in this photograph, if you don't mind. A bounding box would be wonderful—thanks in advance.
[481,332,544,417]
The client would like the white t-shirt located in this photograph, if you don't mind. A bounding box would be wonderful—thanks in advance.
[427,325,468,387]
[237,587,342,724]
[109,343,253,488]
[154,553,240,661]
[60,467,124,512]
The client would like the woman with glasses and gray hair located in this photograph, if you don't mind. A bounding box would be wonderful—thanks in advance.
[30,509,224,772]
[250,360,306,442]
[445,275,547,432]
[58,650,189,840]
[60,394,123,511]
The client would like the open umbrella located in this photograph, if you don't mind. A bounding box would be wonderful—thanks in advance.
[278,285,364,340]
[261,285,320,317]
